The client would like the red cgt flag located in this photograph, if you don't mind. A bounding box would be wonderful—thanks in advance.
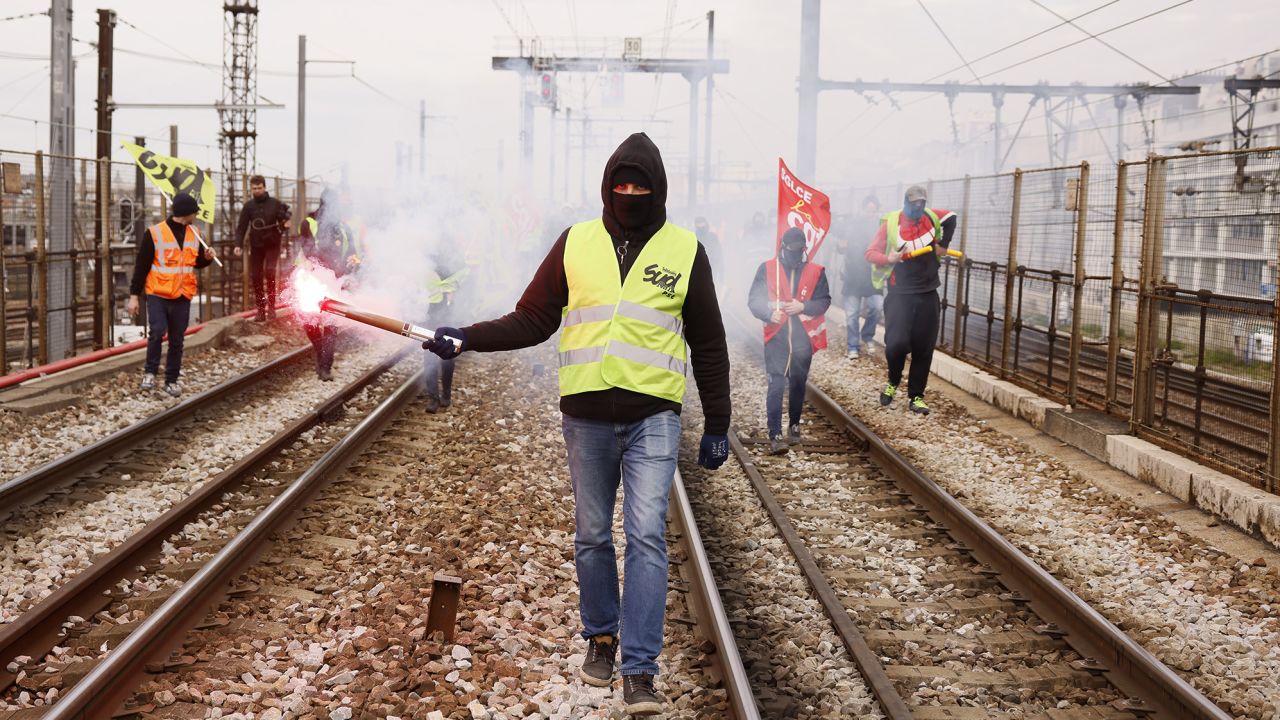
[776,158,831,258]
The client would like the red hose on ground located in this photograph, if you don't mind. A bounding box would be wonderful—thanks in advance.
[0,309,260,391]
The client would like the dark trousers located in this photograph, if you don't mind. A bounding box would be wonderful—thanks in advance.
[249,241,281,312]
[145,295,192,383]
[422,350,455,401]
[884,290,940,399]
[766,353,811,437]
[303,322,337,373]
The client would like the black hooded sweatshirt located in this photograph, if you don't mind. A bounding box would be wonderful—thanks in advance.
[461,133,731,434]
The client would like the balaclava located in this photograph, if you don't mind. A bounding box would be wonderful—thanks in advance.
[610,166,652,230]
[780,227,807,268]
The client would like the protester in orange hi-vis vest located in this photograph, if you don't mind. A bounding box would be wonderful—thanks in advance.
[127,193,216,397]
[748,226,831,455]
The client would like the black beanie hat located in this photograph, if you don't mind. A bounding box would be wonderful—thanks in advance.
[172,193,199,217]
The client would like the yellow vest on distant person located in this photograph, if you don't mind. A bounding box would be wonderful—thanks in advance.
[558,219,697,403]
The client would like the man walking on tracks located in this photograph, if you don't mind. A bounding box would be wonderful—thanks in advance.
[866,184,957,415]
[233,175,290,321]
[836,195,884,360]
[748,227,832,454]
[127,192,217,397]
[298,189,357,381]
[422,132,731,716]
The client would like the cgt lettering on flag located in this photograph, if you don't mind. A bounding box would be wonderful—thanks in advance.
[776,158,831,258]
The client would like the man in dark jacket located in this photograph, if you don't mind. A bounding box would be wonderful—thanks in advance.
[422,133,730,716]
[297,189,356,381]
[865,185,958,415]
[836,196,883,359]
[748,227,832,454]
[233,175,290,321]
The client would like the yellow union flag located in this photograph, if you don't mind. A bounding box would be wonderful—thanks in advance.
[121,141,216,224]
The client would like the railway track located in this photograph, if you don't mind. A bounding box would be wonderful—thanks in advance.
[719,304,1229,718]
[724,381,1228,719]
[1,349,757,718]
[0,340,409,694]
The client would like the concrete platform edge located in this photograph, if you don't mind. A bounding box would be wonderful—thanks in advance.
[935,351,1280,550]
[0,314,250,408]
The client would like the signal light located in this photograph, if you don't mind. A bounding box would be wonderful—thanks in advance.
[540,73,554,101]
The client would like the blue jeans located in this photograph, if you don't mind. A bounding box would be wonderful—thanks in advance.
[145,295,191,383]
[844,293,883,352]
[562,410,681,676]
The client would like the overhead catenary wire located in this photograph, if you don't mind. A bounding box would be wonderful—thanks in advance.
[840,0,1207,145]
[922,0,1122,83]
[915,0,981,83]
[1026,0,1173,84]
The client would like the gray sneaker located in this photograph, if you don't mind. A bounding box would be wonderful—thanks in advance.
[787,424,802,445]
[139,373,155,392]
[579,634,616,687]
[163,382,181,398]
[769,435,789,455]
[623,674,663,716]
[847,349,859,360]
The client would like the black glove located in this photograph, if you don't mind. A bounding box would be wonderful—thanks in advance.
[697,433,729,470]
[422,326,465,359]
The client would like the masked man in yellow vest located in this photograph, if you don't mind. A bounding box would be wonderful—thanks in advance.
[865,185,958,415]
[423,133,731,716]
[127,193,216,397]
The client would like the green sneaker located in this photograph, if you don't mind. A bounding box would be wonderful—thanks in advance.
[879,383,898,407]
[909,396,930,415]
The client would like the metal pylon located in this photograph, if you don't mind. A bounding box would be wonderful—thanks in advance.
[221,1,259,311]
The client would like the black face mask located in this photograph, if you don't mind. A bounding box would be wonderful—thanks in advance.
[781,247,805,266]
[612,192,653,231]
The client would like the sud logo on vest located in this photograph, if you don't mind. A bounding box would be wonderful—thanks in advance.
[642,263,682,299]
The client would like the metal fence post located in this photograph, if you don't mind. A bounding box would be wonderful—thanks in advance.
[1000,169,1023,377]
[1269,226,1280,493]
[951,175,972,353]
[98,157,113,348]
[1067,161,1090,406]
[0,173,7,375]
[1132,156,1167,431]
[1105,162,1128,410]
[34,151,48,367]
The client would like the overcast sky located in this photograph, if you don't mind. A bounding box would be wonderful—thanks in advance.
[0,0,1275,205]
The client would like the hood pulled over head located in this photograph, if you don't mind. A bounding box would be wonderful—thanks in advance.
[601,132,668,242]
[779,227,807,267]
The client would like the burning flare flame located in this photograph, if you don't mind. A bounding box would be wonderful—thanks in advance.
[291,267,332,314]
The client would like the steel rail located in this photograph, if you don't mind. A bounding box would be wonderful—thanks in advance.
[668,469,761,720]
[0,346,411,693]
[0,343,312,519]
[44,370,424,719]
[725,431,914,720]
[804,381,1232,719]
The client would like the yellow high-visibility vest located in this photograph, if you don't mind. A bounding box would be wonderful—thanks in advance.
[871,208,941,290]
[559,218,697,403]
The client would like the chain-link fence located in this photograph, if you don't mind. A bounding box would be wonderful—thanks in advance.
[872,147,1280,491]
[1,148,319,373]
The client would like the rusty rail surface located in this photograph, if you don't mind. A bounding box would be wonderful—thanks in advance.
[668,469,761,720]
[43,369,422,719]
[0,343,312,518]
[725,431,914,720]
[804,381,1232,720]
[0,346,411,695]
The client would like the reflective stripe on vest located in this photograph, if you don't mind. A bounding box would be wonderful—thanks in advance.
[144,222,199,300]
[871,208,942,290]
[558,218,697,403]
